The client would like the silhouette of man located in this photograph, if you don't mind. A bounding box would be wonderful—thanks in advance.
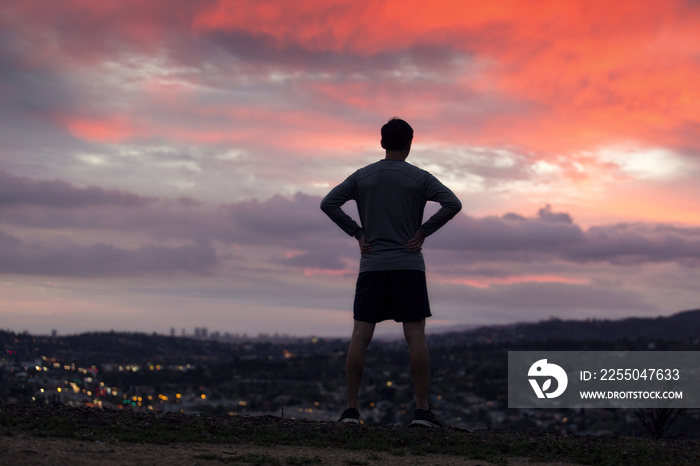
[320,118,462,427]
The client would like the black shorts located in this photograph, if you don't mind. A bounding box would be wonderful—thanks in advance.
[353,270,431,324]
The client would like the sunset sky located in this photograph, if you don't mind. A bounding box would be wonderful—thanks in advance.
[1,0,699,337]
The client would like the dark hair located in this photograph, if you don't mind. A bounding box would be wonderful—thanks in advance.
[381,118,413,151]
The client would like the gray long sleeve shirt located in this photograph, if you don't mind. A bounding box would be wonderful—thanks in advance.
[320,159,462,272]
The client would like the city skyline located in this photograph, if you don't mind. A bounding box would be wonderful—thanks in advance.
[1,1,699,337]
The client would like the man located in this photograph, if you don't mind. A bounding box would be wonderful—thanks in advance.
[320,118,462,427]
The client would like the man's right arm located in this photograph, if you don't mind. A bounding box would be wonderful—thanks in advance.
[320,177,364,239]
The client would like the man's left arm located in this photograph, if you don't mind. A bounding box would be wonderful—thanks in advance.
[418,174,462,237]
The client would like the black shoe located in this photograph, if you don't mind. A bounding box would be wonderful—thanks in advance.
[410,405,443,428]
[338,408,360,424]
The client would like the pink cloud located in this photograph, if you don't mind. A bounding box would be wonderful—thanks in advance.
[63,115,139,143]
[438,275,590,289]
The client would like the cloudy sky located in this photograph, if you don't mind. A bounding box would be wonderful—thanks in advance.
[1,0,699,337]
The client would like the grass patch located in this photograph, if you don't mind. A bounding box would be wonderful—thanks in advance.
[1,403,698,465]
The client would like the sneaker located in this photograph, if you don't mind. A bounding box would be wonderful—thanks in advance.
[338,407,360,424]
[410,405,443,428]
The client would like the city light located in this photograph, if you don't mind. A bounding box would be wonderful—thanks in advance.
[5,326,700,433]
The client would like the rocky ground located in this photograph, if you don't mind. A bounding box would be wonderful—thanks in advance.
[1,434,570,465]
[1,403,697,465]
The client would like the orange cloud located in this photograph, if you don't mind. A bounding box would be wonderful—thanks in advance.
[469,2,700,154]
[6,0,700,166]
[580,181,700,226]
[190,0,700,155]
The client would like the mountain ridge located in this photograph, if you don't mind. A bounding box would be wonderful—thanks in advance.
[451,308,700,342]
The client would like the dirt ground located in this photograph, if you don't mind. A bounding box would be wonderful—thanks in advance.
[1,434,583,465]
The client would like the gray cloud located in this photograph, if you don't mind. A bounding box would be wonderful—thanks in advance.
[224,193,332,240]
[564,223,700,266]
[0,171,153,208]
[278,249,348,271]
[431,280,659,326]
[436,206,585,257]
[0,229,216,277]
[432,207,700,267]
[2,172,700,278]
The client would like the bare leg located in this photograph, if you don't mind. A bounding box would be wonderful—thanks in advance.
[345,320,376,410]
[403,319,430,411]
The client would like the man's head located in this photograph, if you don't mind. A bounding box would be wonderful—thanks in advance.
[381,118,413,152]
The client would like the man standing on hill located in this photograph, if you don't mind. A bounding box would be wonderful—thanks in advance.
[320,118,462,427]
